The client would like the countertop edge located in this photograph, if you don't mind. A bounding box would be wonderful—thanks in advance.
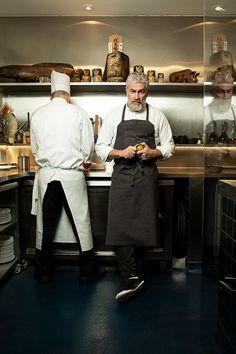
[1,167,236,185]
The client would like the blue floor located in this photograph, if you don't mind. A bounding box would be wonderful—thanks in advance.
[0,264,223,354]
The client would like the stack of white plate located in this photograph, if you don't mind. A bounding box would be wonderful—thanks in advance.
[0,208,12,224]
[0,235,15,264]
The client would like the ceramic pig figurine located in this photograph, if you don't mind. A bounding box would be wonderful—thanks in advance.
[169,69,200,83]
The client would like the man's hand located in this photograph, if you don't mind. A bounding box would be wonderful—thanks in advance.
[121,145,137,159]
[136,142,161,160]
[108,146,136,159]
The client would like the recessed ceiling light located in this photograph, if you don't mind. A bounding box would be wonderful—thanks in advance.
[213,5,226,12]
[83,4,94,12]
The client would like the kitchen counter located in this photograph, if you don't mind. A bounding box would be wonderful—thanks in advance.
[218,179,236,188]
[0,167,199,184]
[1,166,236,185]
[2,165,230,265]
[218,179,236,199]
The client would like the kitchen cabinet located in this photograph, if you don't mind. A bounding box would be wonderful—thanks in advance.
[217,180,236,277]
[0,181,20,280]
[19,179,36,257]
[215,181,236,354]
[19,177,174,264]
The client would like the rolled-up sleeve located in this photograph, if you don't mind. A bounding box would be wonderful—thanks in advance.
[81,112,94,163]
[95,116,115,162]
[30,116,38,157]
[153,110,175,160]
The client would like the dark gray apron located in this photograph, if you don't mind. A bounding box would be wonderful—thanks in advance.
[106,104,159,246]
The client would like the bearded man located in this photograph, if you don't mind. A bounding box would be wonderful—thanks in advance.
[205,70,235,141]
[95,72,174,303]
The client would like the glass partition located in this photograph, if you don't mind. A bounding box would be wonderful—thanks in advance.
[204,0,236,173]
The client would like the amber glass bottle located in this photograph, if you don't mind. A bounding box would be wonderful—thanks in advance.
[218,120,229,144]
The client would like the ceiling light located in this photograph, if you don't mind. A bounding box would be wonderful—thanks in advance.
[83,4,94,12]
[213,5,226,12]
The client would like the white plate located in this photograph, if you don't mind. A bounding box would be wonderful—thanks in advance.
[0,254,15,264]
[0,246,14,254]
[0,166,12,170]
[0,208,11,215]
[0,248,14,256]
[0,216,12,224]
[0,235,14,246]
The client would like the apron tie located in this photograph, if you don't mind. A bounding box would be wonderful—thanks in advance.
[136,161,145,174]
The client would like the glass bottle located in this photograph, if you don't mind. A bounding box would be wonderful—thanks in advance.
[218,120,229,144]
[23,112,30,145]
[207,122,218,144]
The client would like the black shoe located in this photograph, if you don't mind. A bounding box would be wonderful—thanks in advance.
[34,268,53,284]
[116,276,144,304]
[79,266,106,285]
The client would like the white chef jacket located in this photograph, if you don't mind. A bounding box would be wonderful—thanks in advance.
[95,103,175,161]
[30,97,94,251]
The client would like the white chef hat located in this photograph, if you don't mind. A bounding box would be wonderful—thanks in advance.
[51,70,70,94]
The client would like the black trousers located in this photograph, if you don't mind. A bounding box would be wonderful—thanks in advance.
[115,246,146,280]
[35,181,96,276]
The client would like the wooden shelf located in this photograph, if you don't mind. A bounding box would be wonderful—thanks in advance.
[1,81,235,95]
[0,82,204,95]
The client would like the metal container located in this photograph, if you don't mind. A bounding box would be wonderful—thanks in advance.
[18,154,30,171]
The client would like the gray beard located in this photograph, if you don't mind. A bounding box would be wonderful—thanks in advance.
[129,101,145,112]
[211,99,232,113]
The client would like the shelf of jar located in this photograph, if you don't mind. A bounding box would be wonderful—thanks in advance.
[0,82,204,95]
[0,144,30,147]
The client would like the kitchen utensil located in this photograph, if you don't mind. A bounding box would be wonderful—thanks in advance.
[18,154,30,171]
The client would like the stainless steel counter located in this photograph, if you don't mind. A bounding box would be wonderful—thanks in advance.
[1,166,236,185]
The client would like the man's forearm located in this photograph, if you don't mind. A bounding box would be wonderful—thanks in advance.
[108,149,123,159]
[153,148,163,159]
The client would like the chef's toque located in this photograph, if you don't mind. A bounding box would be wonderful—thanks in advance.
[51,70,70,94]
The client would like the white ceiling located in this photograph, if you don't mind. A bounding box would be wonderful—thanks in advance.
[0,0,235,17]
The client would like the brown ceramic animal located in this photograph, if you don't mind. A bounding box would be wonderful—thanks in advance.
[169,69,200,83]
[0,63,81,82]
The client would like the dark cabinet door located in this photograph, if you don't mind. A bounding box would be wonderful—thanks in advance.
[19,179,36,256]
[87,185,113,252]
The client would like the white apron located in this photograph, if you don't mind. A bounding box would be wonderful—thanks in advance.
[31,167,93,252]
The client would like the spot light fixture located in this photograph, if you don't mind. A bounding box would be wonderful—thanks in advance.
[83,4,94,12]
[213,5,226,12]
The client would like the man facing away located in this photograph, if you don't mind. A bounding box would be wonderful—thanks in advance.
[30,70,105,284]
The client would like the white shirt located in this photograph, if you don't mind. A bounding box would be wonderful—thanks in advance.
[31,97,94,169]
[95,103,175,161]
